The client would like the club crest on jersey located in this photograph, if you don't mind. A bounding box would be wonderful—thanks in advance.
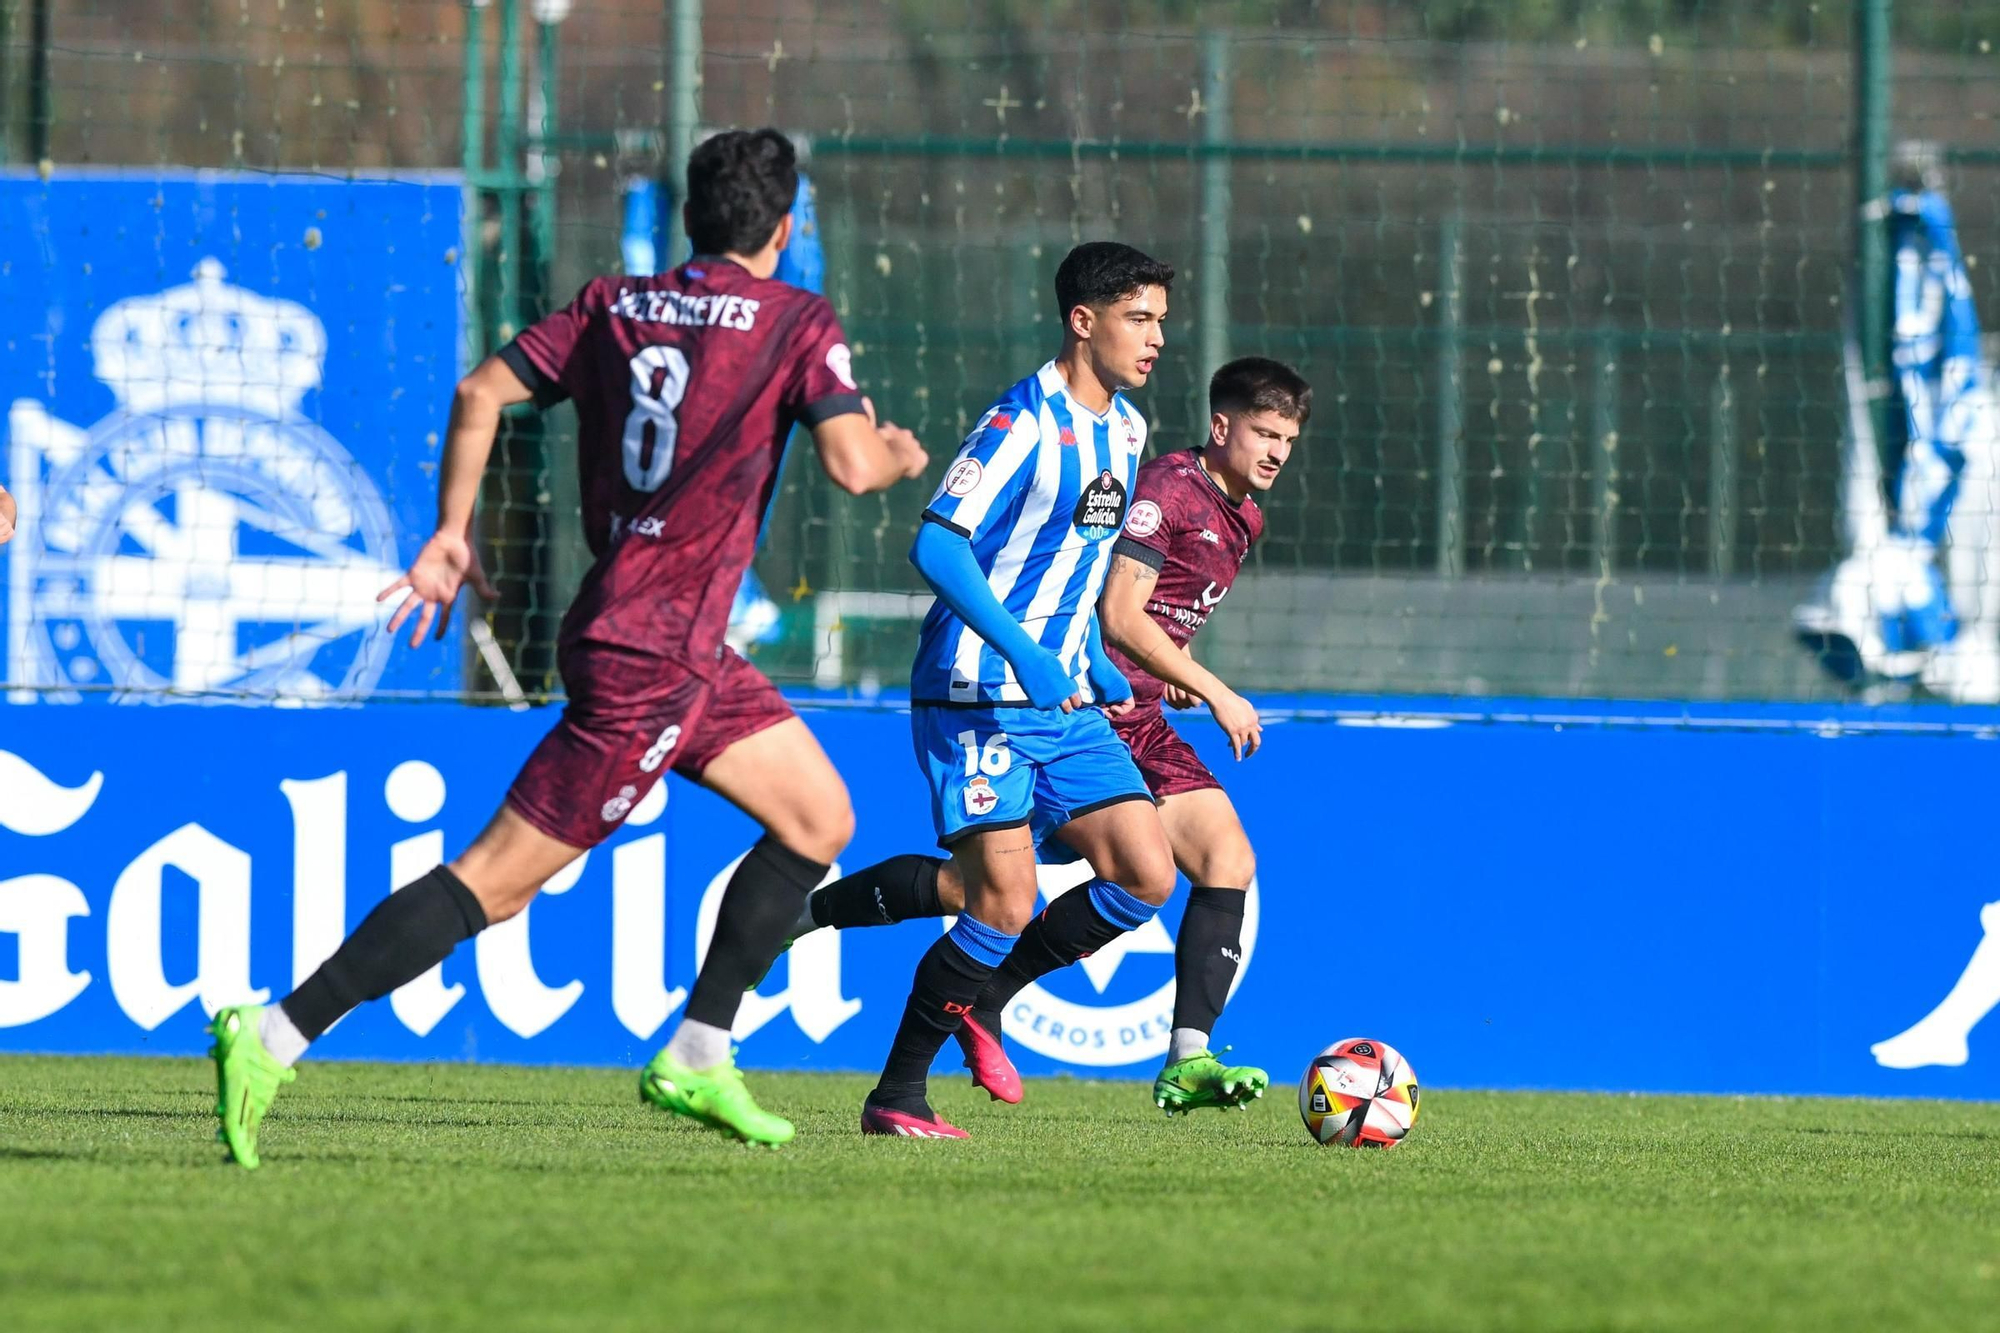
[826,342,857,391]
[963,776,999,816]
[601,784,640,823]
[1124,500,1164,539]
[944,458,984,497]
[1073,469,1128,533]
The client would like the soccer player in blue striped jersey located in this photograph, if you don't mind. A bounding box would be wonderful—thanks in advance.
[861,242,1183,1138]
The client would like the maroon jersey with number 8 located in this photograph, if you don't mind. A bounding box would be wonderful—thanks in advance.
[499,258,862,667]
[1104,447,1265,715]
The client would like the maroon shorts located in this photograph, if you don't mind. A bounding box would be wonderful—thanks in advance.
[506,642,795,849]
[1111,706,1223,800]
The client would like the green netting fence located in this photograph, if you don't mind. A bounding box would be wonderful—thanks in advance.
[5,1,1999,704]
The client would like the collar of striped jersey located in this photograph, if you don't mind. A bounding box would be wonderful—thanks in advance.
[1035,359,1115,425]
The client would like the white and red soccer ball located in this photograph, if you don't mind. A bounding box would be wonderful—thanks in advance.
[1298,1038,1420,1148]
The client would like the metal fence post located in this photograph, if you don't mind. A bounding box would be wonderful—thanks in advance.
[1592,327,1619,573]
[1855,0,1893,463]
[1435,214,1465,577]
[664,0,703,267]
[1710,367,1737,577]
[1199,30,1232,380]
[461,1,488,364]
[495,0,524,343]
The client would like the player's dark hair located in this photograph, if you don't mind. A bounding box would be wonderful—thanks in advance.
[684,128,798,257]
[1054,242,1175,324]
[1208,356,1313,426]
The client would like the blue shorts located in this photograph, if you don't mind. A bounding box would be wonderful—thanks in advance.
[912,704,1152,848]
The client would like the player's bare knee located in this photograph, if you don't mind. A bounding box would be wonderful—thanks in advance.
[1112,846,1179,907]
[769,795,854,865]
[1195,843,1255,890]
[457,873,537,926]
[979,899,1038,935]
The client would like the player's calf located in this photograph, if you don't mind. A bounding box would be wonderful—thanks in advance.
[793,852,951,938]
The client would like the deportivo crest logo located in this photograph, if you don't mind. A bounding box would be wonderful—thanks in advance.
[977,865,1261,1067]
[6,259,402,703]
[963,776,999,816]
[1124,500,1164,539]
[1073,469,1128,532]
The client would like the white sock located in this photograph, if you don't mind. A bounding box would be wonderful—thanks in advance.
[258,1004,311,1069]
[1168,1027,1210,1063]
[664,1019,732,1071]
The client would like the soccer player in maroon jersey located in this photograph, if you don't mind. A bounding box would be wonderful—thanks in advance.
[776,357,1308,1114]
[206,129,929,1166]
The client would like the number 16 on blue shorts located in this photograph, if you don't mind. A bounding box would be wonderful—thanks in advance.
[911,703,1151,848]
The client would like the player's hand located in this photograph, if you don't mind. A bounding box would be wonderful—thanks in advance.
[1208,686,1263,761]
[1085,652,1133,714]
[378,529,501,648]
[0,513,13,547]
[1016,647,1084,712]
[1163,682,1198,710]
[862,399,930,481]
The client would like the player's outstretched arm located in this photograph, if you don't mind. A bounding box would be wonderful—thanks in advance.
[909,522,1083,712]
[377,355,531,647]
[812,398,930,495]
[1098,553,1262,759]
[0,483,15,546]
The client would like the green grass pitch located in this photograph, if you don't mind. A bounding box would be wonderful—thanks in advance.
[3,1055,1998,1331]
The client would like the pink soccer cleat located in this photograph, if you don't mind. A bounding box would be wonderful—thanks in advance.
[956,1015,1023,1104]
[860,1100,969,1139]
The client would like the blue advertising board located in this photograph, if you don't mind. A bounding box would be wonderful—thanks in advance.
[0,170,463,702]
[3,698,1999,1103]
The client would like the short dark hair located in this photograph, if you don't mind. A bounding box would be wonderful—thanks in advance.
[684,128,798,257]
[1053,242,1175,324]
[1209,356,1313,426]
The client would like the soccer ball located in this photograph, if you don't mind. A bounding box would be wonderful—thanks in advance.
[1298,1038,1420,1148]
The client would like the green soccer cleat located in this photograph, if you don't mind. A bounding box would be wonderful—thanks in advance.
[639,1049,796,1147]
[1153,1048,1269,1116]
[209,1005,296,1170]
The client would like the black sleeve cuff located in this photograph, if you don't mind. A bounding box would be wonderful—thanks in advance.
[497,341,568,409]
[1112,537,1167,571]
[798,391,867,427]
[922,509,973,538]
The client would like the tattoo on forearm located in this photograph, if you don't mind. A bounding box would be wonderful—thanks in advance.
[1112,554,1159,587]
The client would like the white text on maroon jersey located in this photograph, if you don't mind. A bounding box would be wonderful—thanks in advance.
[610,288,761,330]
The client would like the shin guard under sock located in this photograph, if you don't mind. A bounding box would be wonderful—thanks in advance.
[684,836,831,1030]
[280,864,488,1041]
[1170,886,1247,1037]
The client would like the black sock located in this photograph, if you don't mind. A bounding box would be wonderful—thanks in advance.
[811,853,944,929]
[961,884,1127,1043]
[872,936,995,1112]
[683,836,830,1030]
[1172,887,1246,1036]
[280,865,488,1041]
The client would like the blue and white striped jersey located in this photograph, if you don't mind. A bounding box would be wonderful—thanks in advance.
[912,361,1149,705]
